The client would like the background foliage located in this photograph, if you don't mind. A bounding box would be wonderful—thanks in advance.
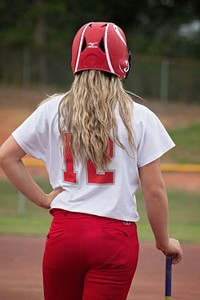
[0,0,199,103]
[0,0,199,58]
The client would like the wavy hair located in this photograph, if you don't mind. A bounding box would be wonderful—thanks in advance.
[58,70,135,171]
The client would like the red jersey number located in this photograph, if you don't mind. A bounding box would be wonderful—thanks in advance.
[64,134,114,184]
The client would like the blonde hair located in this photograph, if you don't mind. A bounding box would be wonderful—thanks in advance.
[58,70,135,171]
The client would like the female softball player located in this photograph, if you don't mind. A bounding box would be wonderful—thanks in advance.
[0,22,183,300]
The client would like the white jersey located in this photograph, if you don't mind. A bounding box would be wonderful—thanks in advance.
[12,95,175,222]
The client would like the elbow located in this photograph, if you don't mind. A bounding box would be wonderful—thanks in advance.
[150,185,166,199]
[0,149,4,167]
[0,136,25,170]
[0,151,7,169]
[143,182,167,201]
[0,147,12,170]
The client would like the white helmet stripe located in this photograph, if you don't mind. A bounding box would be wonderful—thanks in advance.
[74,23,91,73]
[114,24,127,45]
[104,23,115,74]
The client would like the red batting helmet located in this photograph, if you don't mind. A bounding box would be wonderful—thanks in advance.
[71,22,130,80]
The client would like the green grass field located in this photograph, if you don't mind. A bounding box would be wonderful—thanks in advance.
[0,178,199,243]
[136,189,200,243]
[167,122,200,164]
[0,178,52,236]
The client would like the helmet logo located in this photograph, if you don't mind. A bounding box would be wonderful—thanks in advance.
[120,59,130,76]
[124,60,130,73]
[88,42,98,48]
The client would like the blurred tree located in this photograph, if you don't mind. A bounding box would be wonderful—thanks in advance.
[0,0,32,46]
[126,0,200,57]
[33,0,47,82]
[0,0,199,58]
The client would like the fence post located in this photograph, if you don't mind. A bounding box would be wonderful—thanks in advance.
[160,59,169,103]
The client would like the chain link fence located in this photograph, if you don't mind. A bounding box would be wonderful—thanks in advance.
[0,47,199,103]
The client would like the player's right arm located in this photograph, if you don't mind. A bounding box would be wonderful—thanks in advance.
[138,158,183,265]
[0,136,62,208]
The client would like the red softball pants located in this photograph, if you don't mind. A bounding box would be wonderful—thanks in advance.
[43,209,139,300]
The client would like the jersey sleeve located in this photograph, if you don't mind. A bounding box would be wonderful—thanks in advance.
[12,103,49,162]
[136,108,175,167]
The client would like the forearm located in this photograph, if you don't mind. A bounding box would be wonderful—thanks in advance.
[1,158,48,208]
[139,159,170,251]
[142,186,170,251]
[139,160,183,264]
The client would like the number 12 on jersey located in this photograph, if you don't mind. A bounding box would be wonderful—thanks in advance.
[63,133,114,185]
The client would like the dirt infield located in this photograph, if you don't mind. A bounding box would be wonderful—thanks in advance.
[162,172,200,192]
[0,237,199,300]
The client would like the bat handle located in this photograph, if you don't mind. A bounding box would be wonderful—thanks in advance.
[165,256,172,299]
